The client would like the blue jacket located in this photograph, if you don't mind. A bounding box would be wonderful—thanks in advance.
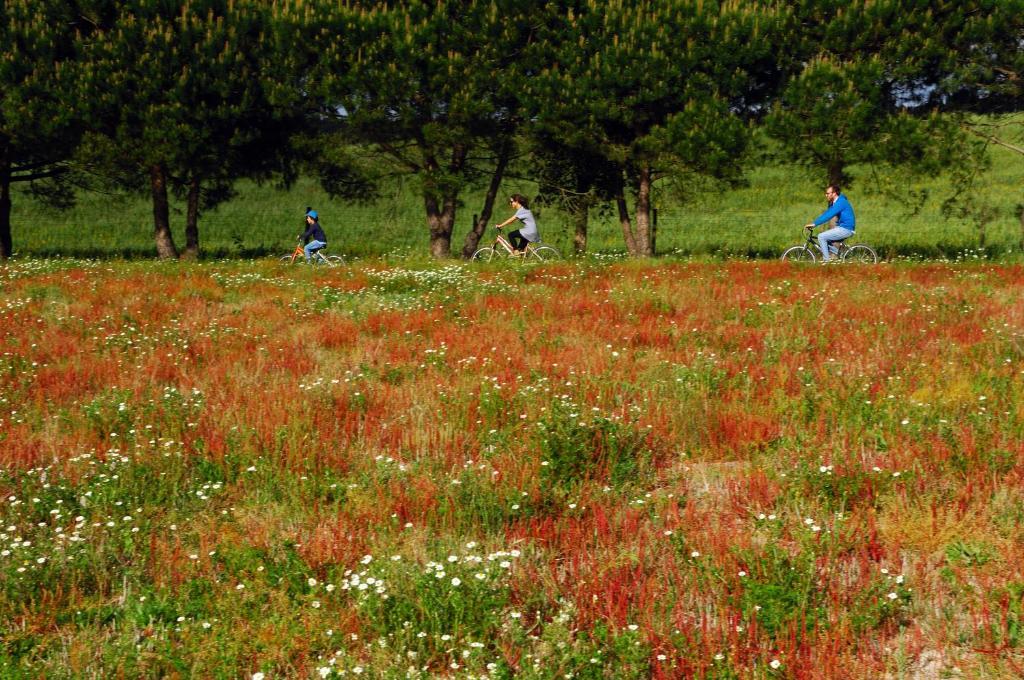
[813,194,855,231]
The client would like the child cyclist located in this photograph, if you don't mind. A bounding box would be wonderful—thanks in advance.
[298,208,328,263]
[494,194,539,255]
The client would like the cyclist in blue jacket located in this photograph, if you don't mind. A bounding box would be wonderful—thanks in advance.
[299,209,328,263]
[805,185,855,263]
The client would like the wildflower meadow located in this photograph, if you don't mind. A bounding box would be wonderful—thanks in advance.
[1,258,1023,678]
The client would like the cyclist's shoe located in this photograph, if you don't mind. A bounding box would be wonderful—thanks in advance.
[510,250,526,257]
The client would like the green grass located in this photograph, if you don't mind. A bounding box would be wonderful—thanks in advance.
[11,142,1023,259]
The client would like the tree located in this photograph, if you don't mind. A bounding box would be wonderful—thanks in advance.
[74,0,289,259]
[0,0,86,259]
[524,0,772,256]
[764,1,995,190]
[530,131,622,256]
[308,0,556,258]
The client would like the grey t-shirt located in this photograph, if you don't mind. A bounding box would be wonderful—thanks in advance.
[515,207,539,242]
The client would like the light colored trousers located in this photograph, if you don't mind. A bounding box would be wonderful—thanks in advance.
[818,227,853,262]
[304,240,327,262]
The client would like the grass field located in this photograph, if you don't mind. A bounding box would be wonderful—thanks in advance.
[2,258,1023,678]
[11,140,1024,260]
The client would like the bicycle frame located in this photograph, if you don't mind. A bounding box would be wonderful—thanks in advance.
[804,230,848,258]
[473,227,560,263]
[492,228,539,257]
[284,242,330,265]
[782,228,877,264]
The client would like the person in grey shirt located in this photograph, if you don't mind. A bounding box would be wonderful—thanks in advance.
[495,194,539,254]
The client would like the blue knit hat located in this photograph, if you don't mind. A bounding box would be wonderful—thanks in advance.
[306,209,318,220]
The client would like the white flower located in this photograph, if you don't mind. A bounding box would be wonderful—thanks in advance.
[690,551,700,558]
[308,577,318,587]
[252,673,265,680]
[887,592,898,600]
[451,577,461,587]
[360,554,373,564]
[318,667,331,678]
[311,601,321,608]
[769,659,781,669]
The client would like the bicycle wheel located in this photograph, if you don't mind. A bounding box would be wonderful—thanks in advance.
[324,254,345,266]
[529,246,561,261]
[781,245,816,263]
[279,255,299,264]
[472,247,499,262]
[842,244,878,264]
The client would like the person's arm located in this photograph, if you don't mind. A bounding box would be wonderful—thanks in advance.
[806,198,844,229]
[495,213,518,229]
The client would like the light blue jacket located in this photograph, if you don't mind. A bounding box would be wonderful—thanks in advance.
[813,194,855,231]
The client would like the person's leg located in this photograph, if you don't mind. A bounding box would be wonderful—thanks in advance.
[304,240,326,262]
[508,230,527,252]
[817,227,853,262]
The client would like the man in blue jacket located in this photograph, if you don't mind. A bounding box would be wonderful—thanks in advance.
[299,209,328,263]
[805,185,855,263]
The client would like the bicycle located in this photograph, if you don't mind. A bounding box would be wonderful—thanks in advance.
[781,227,878,264]
[472,226,560,262]
[279,239,344,267]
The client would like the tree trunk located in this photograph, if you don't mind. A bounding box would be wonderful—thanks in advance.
[150,164,178,259]
[616,195,637,255]
[827,161,845,189]
[634,163,654,257]
[421,143,467,258]
[0,156,11,259]
[615,169,640,256]
[425,192,456,258]
[182,174,201,259]
[572,201,589,256]
[1018,205,1024,253]
[462,141,511,258]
